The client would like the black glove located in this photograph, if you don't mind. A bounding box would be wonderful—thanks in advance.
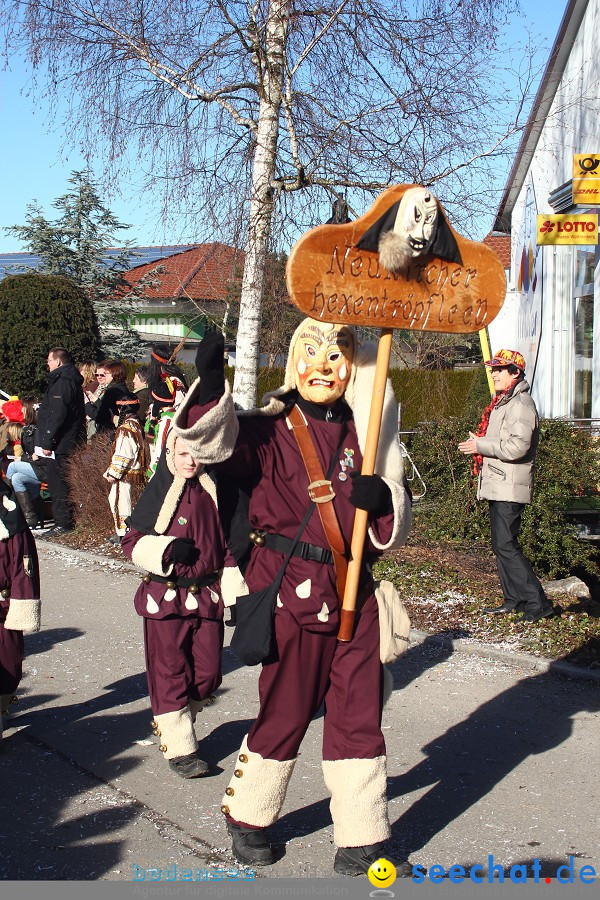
[170,537,200,566]
[349,473,393,515]
[195,325,225,404]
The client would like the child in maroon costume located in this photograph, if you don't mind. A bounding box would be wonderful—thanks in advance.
[173,321,413,875]
[122,419,241,779]
[0,479,41,739]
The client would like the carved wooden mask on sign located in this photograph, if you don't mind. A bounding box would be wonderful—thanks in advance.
[286,184,506,333]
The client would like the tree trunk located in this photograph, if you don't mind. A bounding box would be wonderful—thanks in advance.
[232,0,290,409]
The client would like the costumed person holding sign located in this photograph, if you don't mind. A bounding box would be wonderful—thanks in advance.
[458,349,554,623]
[121,423,243,779]
[0,478,41,739]
[173,323,412,874]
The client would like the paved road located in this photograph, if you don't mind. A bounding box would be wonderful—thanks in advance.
[2,541,599,882]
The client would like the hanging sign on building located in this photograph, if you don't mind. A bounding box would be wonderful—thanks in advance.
[536,214,598,245]
[572,154,600,205]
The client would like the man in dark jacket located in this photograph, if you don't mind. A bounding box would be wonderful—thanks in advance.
[35,347,85,533]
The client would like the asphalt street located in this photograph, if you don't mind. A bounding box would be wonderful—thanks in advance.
[1,540,599,883]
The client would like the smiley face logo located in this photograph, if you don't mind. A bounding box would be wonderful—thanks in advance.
[367,858,397,888]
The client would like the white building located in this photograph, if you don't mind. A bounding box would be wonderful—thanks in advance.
[488,0,600,420]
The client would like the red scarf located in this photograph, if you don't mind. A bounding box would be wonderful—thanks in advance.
[472,378,518,476]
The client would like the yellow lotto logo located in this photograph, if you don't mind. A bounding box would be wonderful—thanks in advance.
[367,858,397,888]
[536,214,598,245]
[573,155,600,205]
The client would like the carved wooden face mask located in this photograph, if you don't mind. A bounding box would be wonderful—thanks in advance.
[292,320,355,404]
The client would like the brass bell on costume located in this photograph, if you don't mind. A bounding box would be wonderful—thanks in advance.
[189,584,199,594]
[221,805,230,815]
[248,530,265,547]
[238,753,248,763]
[142,574,151,584]
[159,744,167,753]
[166,580,176,590]
[234,769,243,778]
[225,787,234,796]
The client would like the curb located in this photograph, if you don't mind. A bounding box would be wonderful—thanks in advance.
[37,537,600,685]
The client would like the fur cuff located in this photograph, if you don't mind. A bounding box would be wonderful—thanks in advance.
[221,735,296,827]
[189,694,217,724]
[173,381,239,464]
[153,707,197,759]
[4,597,41,633]
[322,755,390,847]
[368,478,412,551]
[220,565,249,608]
[131,535,176,576]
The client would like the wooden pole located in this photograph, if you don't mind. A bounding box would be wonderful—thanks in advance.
[337,327,394,642]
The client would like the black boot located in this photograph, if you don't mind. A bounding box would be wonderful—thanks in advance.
[482,600,518,614]
[227,822,276,866]
[14,491,38,529]
[33,496,45,529]
[521,604,555,623]
[168,751,209,778]
[333,843,415,877]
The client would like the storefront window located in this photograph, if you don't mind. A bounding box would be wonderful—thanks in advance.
[573,246,595,419]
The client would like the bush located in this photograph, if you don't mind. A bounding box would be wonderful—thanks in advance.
[0,272,99,396]
[65,432,146,537]
[409,418,600,578]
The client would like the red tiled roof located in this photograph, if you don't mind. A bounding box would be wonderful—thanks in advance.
[124,243,244,301]
[483,233,511,268]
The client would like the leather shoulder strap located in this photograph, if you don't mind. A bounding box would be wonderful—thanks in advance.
[286,405,348,601]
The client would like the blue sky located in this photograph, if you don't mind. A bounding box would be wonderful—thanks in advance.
[0,0,569,253]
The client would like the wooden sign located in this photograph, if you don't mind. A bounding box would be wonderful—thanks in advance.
[286,184,506,333]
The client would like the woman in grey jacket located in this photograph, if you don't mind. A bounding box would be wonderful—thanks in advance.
[458,349,554,623]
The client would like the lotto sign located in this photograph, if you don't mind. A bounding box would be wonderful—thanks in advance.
[536,214,598,245]
[573,155,600,205]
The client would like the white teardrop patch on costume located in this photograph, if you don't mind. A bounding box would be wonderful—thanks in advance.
[209,589,219,604]
[164,588,176,602]
[317,602,330,622]
[295,579,311,599]
[146,594,160,614]
[276,594,283,608]
[2,496,16,511]
[185,593,199,610]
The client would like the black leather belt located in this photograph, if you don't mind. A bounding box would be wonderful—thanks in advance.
[141,572,219,590]
[251,531,334,566]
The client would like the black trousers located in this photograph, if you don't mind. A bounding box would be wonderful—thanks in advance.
[488,500,548,613]
[44,454,73,528]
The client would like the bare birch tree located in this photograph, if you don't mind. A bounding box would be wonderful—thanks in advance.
[3,0,535,405]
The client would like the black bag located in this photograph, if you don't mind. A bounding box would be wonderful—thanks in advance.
[229,425,346,666]
[230,583,280,666]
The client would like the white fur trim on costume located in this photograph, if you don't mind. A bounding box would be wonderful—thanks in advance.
[172,381,239,464]
[189,694,216,724]
[4,597,41,633]
[322,755,390,847]
[222,735,296,828]
[131,534,177,576]
[0,519,9,540]
[368,477,412,552]
[220,565,248,608]
[153,707,198,759]
[154,474,187,535]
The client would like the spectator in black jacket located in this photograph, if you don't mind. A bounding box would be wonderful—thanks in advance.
[35,347,86,534]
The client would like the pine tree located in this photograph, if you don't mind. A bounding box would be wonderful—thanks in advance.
[5,171,144,357]
[0,273,99,396]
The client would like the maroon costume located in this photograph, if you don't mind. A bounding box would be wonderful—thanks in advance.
[0,483,41,738]
[173,320,411,853]
[121,424,242,771]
